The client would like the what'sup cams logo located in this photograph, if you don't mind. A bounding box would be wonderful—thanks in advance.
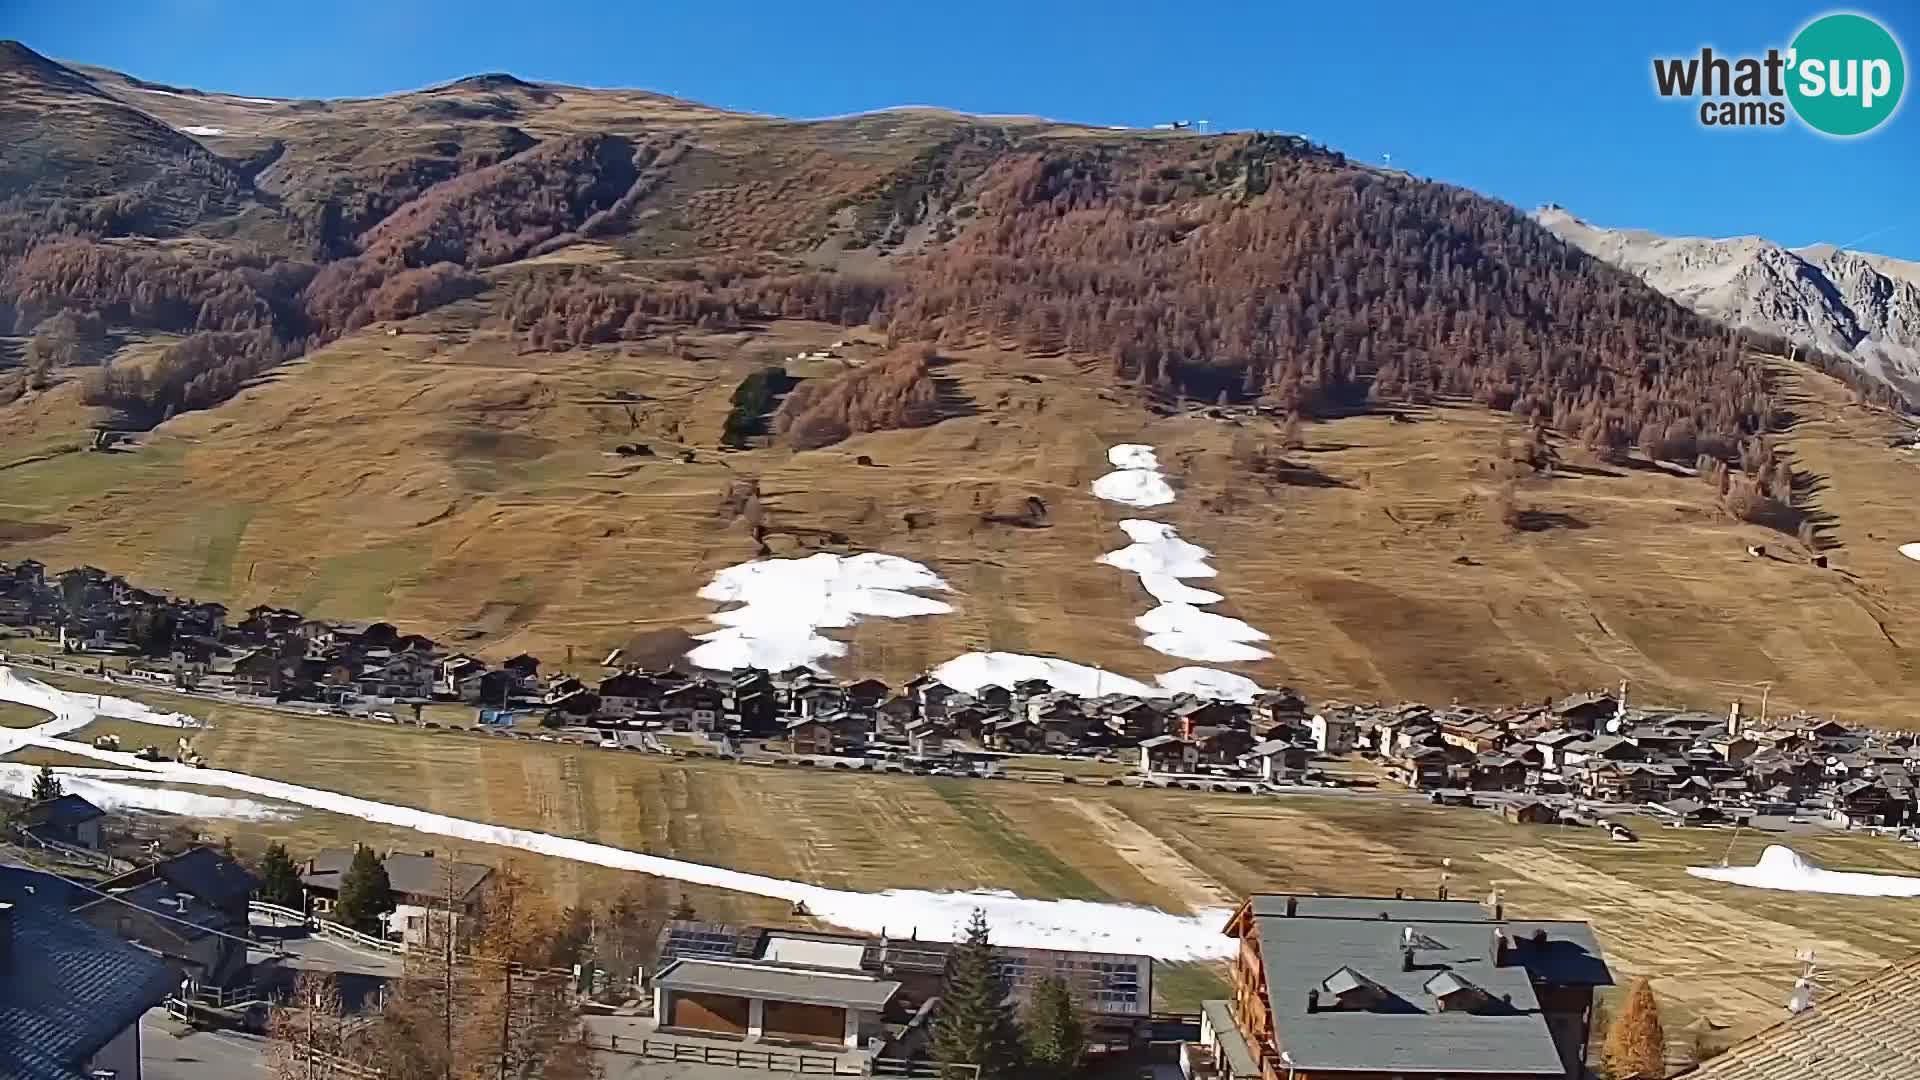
[1653,11,1906,136]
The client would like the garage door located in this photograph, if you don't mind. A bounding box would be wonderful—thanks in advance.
[670,992,751,1036]
[763,1000,846,1045]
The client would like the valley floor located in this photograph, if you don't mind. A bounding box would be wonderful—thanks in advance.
[7,665,1920,1032]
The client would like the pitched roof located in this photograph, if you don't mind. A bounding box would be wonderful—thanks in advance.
[100,846,258,909]
[380,852,492,901]
[18,794,104,831]
[1678,953,1920,1080]
[1241,895,1611,1076]
[0,867,178,1080]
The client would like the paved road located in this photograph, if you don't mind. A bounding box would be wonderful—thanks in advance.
[249,910,406,979]
[141,1009,268,1080]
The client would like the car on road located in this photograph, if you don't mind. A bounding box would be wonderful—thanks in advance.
[370,710,397,723]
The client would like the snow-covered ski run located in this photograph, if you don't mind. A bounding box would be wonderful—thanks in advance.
[0,665,1234,959]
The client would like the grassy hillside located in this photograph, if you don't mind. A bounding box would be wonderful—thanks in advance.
[2,269,1915,717]
[2,41,1916,719]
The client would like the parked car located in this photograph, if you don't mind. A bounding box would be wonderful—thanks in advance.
[371,710,397,723]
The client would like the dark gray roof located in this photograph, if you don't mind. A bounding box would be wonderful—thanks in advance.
[0,867,177,1080]
[302,849,491,902]
[380,853,492,901]
[1251,895,1489,921]
[655,958,901,1010]
[1202,1000,1261,1077]
[80,878,231,944]
[19,794,104,830]
[155,846,258,907]
[1247,897,1611,1075]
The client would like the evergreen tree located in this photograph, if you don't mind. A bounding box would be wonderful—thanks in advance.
[30,765,62,802]
[333,845,394,936]
[1020,975,1087,1078]
[1604,977,1667,1079]
[255,842,303,908]
[933,909,1020,1080]
[670,895,697,921]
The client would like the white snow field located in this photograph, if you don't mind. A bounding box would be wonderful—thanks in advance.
[0,667,1232,958]
[1900,543,1920,562]
[0,764,286,820]
[1091,444,1176,508]
[1099,520,1225,605]
[178,125,226,136]
[686,552,952,672]
[931,651,1263,703]
[1135,604,1271,663]
[1687,844,1920,898]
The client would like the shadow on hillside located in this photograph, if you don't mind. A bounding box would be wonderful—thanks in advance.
[1514,509,1589,533]
[1266,460,1352,489]
[927,356,979,420]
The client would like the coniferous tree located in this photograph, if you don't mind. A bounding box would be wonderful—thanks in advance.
[332,845,394,936]
[933,909,1021,1080]
[1020,975,1087,1078]
[1604,977,1667,1079]
[30,765,62,802]
[256,842,303,908]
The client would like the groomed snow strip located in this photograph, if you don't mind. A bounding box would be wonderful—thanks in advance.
[1686,844,1920,898]
[0,764,287,820]
[686,552,952,672]
[0,667,1232,959]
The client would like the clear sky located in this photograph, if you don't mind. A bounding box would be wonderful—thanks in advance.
[9,0,1918,257]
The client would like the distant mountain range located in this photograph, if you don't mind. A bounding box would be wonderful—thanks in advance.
[1536,205,1920,404]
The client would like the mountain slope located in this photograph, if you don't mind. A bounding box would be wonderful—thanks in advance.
[1536,205,1920,403]
[4,43,1919,718]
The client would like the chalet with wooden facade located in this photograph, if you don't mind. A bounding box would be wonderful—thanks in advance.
[1199,893,1612,1080]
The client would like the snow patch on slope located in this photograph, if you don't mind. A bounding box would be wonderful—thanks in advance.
[178,125,226,136]
[1091,444,1176,508]
[1688,844,1920,898]
[686,552,952,671]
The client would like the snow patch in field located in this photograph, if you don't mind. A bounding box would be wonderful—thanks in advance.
[178,125,226,136]
[229,96,279,104]
[931,652,1263,703]
[0,764,287,820]
[686,552,952,672]
[1137,603,1272,662]
[1688,845,1920,897]
[1092,444,1176,508]
[1152,667,1264,702]
[933,652,1162,699]
[1900,543,1920,562]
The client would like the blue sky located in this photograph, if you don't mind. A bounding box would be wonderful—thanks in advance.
[9,0,1918,257]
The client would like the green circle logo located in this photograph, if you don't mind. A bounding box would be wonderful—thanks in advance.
[1787,12,1906,136]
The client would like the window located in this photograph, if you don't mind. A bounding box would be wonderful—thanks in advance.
[407,915,423,930]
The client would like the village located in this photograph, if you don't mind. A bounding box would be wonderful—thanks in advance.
[5,558,1916,839]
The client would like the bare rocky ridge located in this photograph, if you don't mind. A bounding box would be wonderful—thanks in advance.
[1536,204,1920,403]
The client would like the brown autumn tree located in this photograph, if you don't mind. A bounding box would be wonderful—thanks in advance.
[773,349,940,449]
[266,970,370,1080]
[1604,978,1667,1079]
